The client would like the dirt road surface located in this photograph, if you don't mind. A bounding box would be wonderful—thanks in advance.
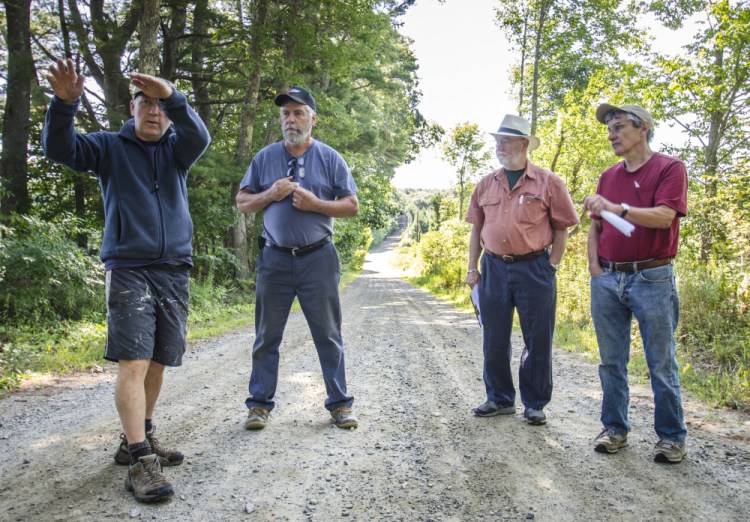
[1,233,749,521]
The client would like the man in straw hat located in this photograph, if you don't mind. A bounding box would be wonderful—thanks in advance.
[465,114,578,425]
[583,103,688,463]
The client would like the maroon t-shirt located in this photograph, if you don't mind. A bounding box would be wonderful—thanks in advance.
[595,153,688,262]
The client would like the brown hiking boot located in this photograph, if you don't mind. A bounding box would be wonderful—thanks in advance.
[244,407,270,430]
[114,425,184,466]
[125,454,174,502]
[330,407,358,429]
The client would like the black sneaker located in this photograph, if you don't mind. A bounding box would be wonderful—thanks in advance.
[114,426,184,466]
[472,401,515,417]
[523,407,546,425]
[125,454,174,503]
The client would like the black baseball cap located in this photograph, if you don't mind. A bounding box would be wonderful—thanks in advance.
[274,86,317,113]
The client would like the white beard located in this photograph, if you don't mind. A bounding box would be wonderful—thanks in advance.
[283,126,311,146]
[496,150,524,169]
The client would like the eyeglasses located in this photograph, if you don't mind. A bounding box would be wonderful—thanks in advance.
[495,136,526,147]
[287,156,305,180]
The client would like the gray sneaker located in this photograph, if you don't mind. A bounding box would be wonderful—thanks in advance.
[331,407,358,429]
[244,407,270,430]
[125,454,174,503]
[114,426,184,466]
[473,400,515,417]
[653,439,686,463]
[523,407,546,425]
[594,428,629,454]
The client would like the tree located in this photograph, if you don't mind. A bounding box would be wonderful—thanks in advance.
[1,0,34,220]
[650,0,750,263]
[441,122,492,219]
[495,0,641,133]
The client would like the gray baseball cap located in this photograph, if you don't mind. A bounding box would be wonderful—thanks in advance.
[596,103,654,126]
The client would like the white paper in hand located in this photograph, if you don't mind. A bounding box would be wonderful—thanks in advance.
[470,285,482,327]
[601,210,635,237]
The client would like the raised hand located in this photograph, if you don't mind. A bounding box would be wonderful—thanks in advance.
[46,58,85,103]
[128,73,173,100]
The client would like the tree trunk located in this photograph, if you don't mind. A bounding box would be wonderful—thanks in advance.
[700,47,725,263]
[517,1,529,112]
[190,0,213,127]
[549,127,565,172]
[1,0,34,220]
[161,2,187,81]
[232,0,271,280]
[530,0,551,134]
[139,0,161,75]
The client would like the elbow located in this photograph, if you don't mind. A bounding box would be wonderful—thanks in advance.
[235,191,251,213]
[655,214,679,229]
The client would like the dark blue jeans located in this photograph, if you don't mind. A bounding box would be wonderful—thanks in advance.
[246,242,353,412]
[479,252,557,409]
[590,264,686,442]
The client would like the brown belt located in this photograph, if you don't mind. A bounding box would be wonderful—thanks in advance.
[599,257,672,273]
[486,249,546,263]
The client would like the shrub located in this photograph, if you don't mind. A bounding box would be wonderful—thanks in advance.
[417,219,471,289]
[0,216,104,324]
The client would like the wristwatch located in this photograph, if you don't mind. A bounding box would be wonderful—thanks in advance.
[550,263,560,271]
[620,202,630,218]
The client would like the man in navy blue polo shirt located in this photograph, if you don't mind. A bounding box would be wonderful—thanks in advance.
[236,86,359,431]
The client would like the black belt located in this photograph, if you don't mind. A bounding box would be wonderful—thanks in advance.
[485,249,546,262]
[599,257,672,273]
[267,236,331,257]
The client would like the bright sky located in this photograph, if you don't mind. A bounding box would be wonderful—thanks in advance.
[393,0,510,190]
[392,0,696,190]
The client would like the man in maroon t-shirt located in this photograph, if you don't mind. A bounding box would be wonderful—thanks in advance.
[583,104,688,464]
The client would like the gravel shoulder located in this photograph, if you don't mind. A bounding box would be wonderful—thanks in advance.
[1,232,749,521]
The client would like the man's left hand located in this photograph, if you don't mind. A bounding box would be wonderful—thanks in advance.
[128,73,173,100]
[583,194,615,216]
[291,186,319,212]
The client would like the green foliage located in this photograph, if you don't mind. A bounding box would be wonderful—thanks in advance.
[411,219,471,289]
[334,217,373,272]
[441,122,492,219]
[192,247,243,285]
[0,216,104,324]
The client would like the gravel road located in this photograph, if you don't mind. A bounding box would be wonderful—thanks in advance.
[1,232,749,522]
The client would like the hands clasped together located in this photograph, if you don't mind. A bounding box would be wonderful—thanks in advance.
[270,176,319,212]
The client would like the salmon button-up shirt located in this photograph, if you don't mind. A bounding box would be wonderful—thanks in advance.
[465,161,579,256]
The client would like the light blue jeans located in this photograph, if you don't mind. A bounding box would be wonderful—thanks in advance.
[246,242,353,412]
[590,264,686,442]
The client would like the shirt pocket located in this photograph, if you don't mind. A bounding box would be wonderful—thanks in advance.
[517,192,546,225]
[479,195,502,223]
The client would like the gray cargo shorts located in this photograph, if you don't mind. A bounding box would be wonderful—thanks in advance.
[104,265,190,366]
